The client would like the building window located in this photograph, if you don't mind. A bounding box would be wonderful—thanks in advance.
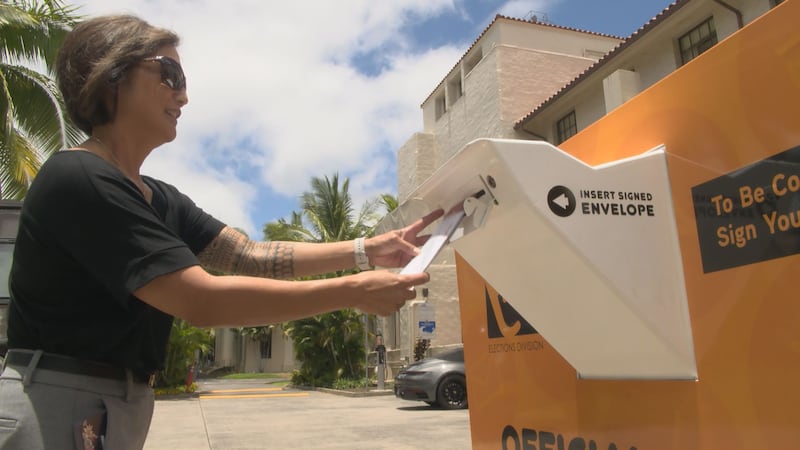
[447,76,462,106]
[556,111,577,144]
[464,48,483,75]
[679,17,718,65]
[435,93,447,120]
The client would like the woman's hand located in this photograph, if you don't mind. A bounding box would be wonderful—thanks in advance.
[367,209,444,268]
[349,270,430,316]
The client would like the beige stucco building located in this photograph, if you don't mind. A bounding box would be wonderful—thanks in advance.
[383,0,784,366]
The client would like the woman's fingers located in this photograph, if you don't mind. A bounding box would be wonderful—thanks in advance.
[404,209,444,240]
[353,271,429,315]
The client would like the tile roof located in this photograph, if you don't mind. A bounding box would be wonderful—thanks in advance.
[421,14,624,107]
[514,0,691,130]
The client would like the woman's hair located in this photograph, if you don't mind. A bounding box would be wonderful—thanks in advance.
[56,15,180,134]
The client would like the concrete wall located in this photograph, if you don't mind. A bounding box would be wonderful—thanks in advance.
[420,44,607,172]
[397,132,439,201]
[428,47,502,163]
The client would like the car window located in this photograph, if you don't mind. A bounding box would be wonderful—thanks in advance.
[437,348,464,362]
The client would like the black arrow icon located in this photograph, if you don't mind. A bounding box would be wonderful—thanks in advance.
[547,186,576,217]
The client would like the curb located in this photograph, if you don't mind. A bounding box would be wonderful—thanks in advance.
[316,387,394,398]
[154,392,199,400]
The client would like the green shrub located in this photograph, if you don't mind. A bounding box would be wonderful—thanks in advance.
[158,319,212,388]
[332,377,369,390]
[285,309,366,388]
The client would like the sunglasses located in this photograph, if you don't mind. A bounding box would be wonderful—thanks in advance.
[142,56,186,91]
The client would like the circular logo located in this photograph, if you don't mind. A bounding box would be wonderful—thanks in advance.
[547,186,576,217]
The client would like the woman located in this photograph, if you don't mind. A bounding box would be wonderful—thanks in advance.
[0,14,442,449]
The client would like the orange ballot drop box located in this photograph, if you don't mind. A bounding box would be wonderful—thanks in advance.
[390,3,800,449]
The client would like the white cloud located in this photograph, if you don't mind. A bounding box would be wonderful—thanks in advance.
[144,147,257,233]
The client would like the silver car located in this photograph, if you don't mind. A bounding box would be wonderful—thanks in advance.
[394,346,467,409]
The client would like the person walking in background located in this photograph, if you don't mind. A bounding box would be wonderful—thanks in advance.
[0,14,442,449]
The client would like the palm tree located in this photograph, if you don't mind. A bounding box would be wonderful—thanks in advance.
[265,173,382,386]
[0,0,84,199]
[298,173,379,244]
[283,310,365,386]
[160,318,213,388]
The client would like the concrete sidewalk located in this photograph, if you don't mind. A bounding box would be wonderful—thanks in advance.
[143,378,472,449]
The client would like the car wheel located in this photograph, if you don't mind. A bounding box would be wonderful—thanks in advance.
[436,374,467,409]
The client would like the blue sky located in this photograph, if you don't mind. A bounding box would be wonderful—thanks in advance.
[77,0,673,238]
[406,0,671,47]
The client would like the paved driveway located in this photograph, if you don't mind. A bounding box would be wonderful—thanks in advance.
[144,379,472,449]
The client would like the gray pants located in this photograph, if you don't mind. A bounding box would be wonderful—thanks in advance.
[0,350,154,450]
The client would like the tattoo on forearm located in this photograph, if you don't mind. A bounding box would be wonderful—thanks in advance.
[198,227,295,279]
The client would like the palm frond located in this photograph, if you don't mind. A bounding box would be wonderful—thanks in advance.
[354,197,381,238]
[0,127,40,199]
[3,63,83,154]
[0,0,79,72]
[380,193,398,212]
[302,174,357,242]
[0,1,83,198]
[263,213,316,242]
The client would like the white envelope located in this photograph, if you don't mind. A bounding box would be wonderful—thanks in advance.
[400,209,466,275]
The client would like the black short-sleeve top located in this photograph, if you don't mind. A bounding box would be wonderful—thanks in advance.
[7,150,226,376]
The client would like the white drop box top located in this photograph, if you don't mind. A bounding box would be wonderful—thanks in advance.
[383,138,697,380]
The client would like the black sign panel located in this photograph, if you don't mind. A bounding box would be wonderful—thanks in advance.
[485,287,537,338]
[692,146,800,273]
